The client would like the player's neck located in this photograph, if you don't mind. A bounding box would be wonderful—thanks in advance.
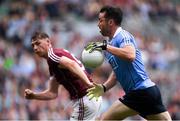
[44,53,48,59]
[109,26,119,39]
[44,46,51,59]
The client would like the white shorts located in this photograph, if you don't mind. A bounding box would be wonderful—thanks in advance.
[70,95,102,121]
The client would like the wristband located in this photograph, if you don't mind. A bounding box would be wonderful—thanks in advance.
[102,84,107,92]
[102,40,107,50]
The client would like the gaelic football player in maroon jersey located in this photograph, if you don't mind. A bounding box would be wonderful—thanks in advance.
[24,32,102,120]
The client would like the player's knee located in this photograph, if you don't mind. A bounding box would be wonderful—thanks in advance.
[163,112,172,121]
[158,111,172,121]
[146,111,172,121]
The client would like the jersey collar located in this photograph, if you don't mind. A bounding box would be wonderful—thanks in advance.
[113,27,122,38]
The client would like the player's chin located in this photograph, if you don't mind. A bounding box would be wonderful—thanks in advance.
[35,52,43,57]
[25,97,32,99]
[100,31,106,36]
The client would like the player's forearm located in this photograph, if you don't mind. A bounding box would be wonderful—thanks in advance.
[107,45,135,61]
[32,90,57,100]
[103,71,116,91]
[68,62,93,86]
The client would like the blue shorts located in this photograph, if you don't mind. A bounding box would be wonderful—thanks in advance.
[119,85,167,118]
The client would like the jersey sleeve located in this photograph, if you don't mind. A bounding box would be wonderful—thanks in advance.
[48,47,61,63]
[121,37,134,47]
[117,32,135,48]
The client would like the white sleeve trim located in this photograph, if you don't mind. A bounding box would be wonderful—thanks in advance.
[48,48,61,63]
[120,30,134,47]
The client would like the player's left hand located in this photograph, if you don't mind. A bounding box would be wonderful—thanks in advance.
[87,82,105,101]
[85,40,107,53]
[24,89,35,99]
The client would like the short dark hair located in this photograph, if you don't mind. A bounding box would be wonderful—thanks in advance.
[100,6,123,26]
[31,32,49,41]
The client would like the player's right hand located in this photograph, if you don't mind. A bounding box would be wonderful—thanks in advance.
[85,40,107,53]
[24,89,35,99]
[84,42,95,51]
[87,82,105,101]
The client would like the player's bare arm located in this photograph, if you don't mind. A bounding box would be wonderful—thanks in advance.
[87,71,117,100]
[107,45,135,62]
[24,76,59,100]
[103,71,117,91]
[59,56,93,87]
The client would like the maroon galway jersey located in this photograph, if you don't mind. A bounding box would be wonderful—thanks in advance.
[47,47,92,99]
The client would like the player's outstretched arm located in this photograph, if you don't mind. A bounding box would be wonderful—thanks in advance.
[87,71,116,101]
[24,76,59,100]
[103,71,117,91]
[87,82,105,101]
[59,56,93,87]
[86,40,135,62]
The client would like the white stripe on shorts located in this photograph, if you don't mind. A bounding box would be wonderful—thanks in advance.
[70,95,102,121]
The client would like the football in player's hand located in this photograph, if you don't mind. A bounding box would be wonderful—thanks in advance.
[81,48,104,68]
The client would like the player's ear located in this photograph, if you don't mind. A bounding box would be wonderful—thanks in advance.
[108,19,114,26]
[46,38,51,43]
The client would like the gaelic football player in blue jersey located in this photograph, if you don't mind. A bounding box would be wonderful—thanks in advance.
[87,5,171,120]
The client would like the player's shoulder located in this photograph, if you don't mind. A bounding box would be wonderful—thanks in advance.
[119,29,133,39]
[48,47,71,62]
[51,48,71,56]
[113,33,124,44]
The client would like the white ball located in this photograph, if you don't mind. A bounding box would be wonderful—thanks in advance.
[81,49,104,68]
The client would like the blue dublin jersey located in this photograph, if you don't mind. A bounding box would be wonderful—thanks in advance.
[105,27,155,93]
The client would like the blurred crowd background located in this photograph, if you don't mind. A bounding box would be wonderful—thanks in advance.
[0,0,180,120]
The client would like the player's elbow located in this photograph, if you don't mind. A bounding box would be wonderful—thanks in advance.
[124,46,136,62]
[47,90,58,99]
[50,92,58,99]
[61,58,77,69]
[68,61,77,68]
[127,53,135,62]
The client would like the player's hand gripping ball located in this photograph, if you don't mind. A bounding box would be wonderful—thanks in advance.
[82,43,104,68]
